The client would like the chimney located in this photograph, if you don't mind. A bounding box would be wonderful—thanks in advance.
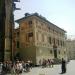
[25,13,30,17]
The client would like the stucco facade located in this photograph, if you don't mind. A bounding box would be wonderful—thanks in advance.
[66,39,75,60]
[15,13,67,65]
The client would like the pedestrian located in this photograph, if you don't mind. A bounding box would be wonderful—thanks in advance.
[15,60,21,75]
[0,62,3,74]
[25,61,30,72]
[30,60,33,69]
[48,59,51,67]
[51,59,54,67]
[39,59,42,66]
[61,58,66,74]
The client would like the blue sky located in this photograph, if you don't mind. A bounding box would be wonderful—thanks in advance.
[14,0,75,36]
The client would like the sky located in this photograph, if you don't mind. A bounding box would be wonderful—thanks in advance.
[14,0,75,37]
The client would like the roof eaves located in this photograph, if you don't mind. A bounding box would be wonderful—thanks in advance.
[35,15,66,33]
[15,13,66,33]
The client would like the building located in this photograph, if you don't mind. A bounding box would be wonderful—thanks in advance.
[13,28,20,60]
[0,0,5,61]
[15,13,67,65]
[66,39,75,60]
[0,0,14,61]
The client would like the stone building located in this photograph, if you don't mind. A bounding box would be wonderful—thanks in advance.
[13,28,20,60]
[66,39,75,60]
[15,13,67,65]
[0,0,14,61]
[0,0,20,61]
[0,0,5,61]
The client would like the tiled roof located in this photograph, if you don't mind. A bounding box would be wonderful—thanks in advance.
[15,13,66,33]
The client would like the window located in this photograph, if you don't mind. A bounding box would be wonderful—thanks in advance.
[48,27,50,30]
[42,34,44,42]
[29,21,32,24]
[28,32,33,42]
[53,38,55,44]
[49,37,51,44]
[36,32,38,40]
[28,32,33,37]
[64,51,66,54]
[36,20,38,26]
[63,41,64,46]
[28,21,32,27]
[16,41,19,48]
[60,40,62,46]
[50,50,52,54]
[59,51,60,54]
[58,40,59,46]
[17,32,19,37]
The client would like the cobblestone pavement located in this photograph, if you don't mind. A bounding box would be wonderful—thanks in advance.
[7,60,75,75]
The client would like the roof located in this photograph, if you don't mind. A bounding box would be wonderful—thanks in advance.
[15,13,66,33]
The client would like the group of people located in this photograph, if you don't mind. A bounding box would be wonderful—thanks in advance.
[0,58,67,75]
[39,59,54,68]
[39,58,67,74]
[0,60,33,75]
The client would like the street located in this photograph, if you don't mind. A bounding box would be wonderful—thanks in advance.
[8,60,75,75]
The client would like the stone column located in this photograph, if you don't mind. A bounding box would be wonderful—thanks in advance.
[0,0,5,61]
[4,0,14,61]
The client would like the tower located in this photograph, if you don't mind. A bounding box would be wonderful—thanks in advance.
[0,0,5,61]
[0,0,20,61]
[4,0,20,61]
[4,0,14,61]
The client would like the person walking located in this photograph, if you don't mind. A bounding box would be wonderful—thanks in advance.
[51,59,54,67]
[61,58,66,74]
[0,62,3,74]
